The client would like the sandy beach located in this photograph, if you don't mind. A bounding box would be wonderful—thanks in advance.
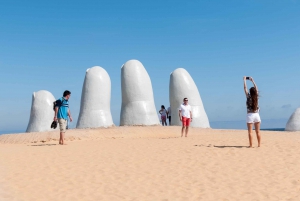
[0,126,300,201]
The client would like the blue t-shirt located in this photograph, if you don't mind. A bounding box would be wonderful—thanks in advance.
[56,97,69,120]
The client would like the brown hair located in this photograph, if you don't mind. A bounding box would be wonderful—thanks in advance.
[249,87,258,111]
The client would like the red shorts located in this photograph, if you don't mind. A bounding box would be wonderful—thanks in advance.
[161,115,166,121]
[182,117,191,126]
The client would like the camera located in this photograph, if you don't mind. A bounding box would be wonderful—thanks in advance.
[246,77,250,80]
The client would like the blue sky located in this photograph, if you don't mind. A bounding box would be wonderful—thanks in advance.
[0,0,300,133]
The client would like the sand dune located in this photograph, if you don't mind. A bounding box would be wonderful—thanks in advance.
[0,127,300,201]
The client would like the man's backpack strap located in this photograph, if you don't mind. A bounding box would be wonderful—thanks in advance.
[53,97,65,111]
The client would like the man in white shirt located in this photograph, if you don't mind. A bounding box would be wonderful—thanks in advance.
[179,97,192,137]
[167,106,171,125]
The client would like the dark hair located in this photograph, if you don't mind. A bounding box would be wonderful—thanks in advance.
[161,105,165,109]
[63,90,71,97]
[249,87,258,111]
[183,97,188,101]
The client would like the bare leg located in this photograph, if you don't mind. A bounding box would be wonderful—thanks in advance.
[59,132,63,144]
[247,123,253,148]
[185,126,189,137]
[181,126,186,137]
[61,132,66,145]
[254,122,261,147]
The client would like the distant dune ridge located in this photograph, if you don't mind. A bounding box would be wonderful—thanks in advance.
[1,127,300,201]
[0,126,182,144]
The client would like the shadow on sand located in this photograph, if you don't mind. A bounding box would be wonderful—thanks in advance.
[29,144,57,146]
[213,145,248,148]
[194,145,248,148]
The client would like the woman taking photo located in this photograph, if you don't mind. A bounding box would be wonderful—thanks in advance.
[243,76,261,147]
[159,105,168,126]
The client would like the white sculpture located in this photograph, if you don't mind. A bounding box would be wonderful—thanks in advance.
[26,90,56,132]
[169,68,210,128]
[76,66,114,128]
[120,60,160,126]
[285,108,300,131]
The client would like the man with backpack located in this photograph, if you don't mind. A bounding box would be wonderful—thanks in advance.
[54,90,73,145]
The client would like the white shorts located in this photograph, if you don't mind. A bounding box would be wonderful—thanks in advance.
[246,113,261,124]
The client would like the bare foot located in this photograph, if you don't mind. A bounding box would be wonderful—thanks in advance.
[248,146,254,148]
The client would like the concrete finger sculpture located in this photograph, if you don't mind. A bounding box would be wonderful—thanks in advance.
[26,90,56,132]
[169,68,210,128]
[285,108,300,131]
[120,60,160,126]
[77,66,114,128]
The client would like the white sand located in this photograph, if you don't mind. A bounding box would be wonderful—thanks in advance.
[0,126,300,201]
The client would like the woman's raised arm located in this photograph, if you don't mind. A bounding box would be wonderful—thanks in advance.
[243,76,248,97]
[250,77,258,92]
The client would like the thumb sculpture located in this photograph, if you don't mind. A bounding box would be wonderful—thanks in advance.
[76,66,114,128]
[120,59,160,126]
[26,90,56,132]
[285,108,300,131]
[169,68,210,128]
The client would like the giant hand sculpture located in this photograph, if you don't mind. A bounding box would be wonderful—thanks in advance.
[169,68,210,128]
[285,108,300,131]
[26,90,56,132]
[76,66,114,128]
[120,60,160,126]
